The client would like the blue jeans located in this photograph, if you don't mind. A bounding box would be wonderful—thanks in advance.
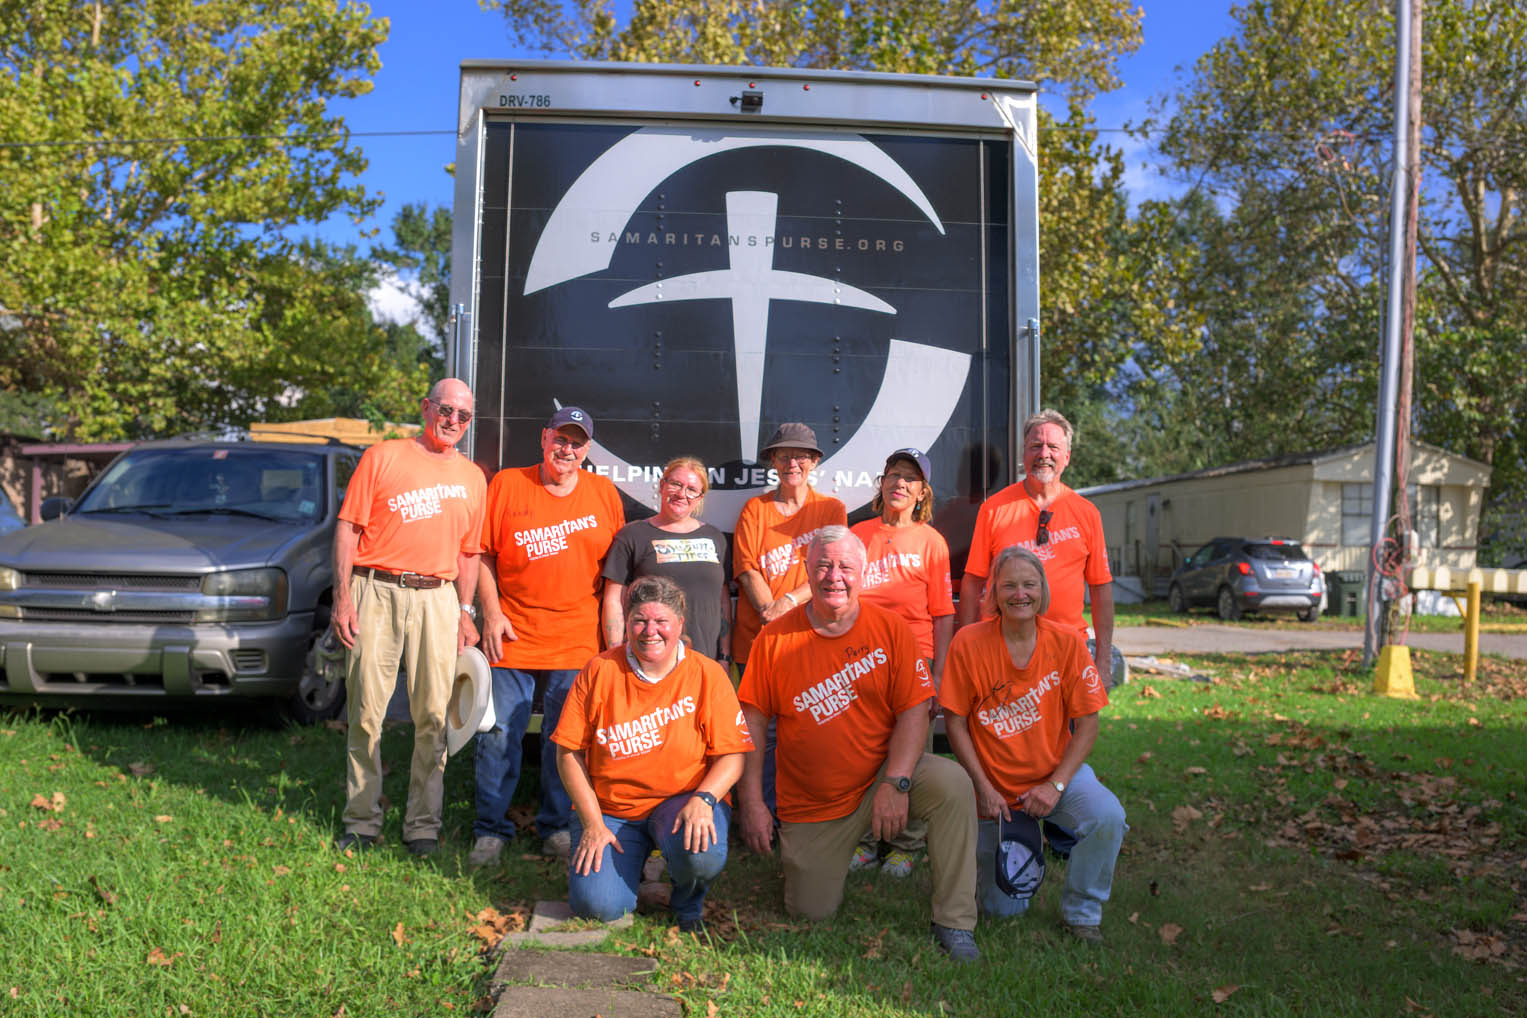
[976,763,1127,926]
[568,794,730,923]
[473,667,577,840]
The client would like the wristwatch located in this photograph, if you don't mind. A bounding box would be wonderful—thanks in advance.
[460,603,478,619]
[1050,779,1066,794]
[693,791,718,808]
[881,775,912,793]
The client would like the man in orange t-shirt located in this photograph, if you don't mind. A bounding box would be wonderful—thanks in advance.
[959,409,1114,679]
[332,378,487,856]
[469,406,625,869]
[737,526,980,963]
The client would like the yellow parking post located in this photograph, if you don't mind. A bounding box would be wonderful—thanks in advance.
[1464,579,1481,684]
[1373,644,1417,698]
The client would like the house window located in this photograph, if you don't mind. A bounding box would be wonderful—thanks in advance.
[1342,483,1372,546]
[1414,484,1440,548]
[1342,482,1440,547]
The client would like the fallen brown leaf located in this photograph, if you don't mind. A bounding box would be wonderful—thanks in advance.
[128,762,155,776]
[392,922,406,947]
[1159,922,1183,946]
[1211,984,1241,1004]
[153,815,173,824]
[1139,684,1162,699]
[146,947,182,967]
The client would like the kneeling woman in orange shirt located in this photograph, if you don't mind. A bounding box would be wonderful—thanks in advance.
[551,576,754,933]
[940,545,1126,943]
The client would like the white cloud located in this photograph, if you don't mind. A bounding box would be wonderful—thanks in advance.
[368,270,423,327]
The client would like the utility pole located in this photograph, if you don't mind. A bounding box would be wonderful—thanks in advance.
[1364,0,1422,669]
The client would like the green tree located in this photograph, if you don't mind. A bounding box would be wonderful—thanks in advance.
[0,0,424,439]
[488,0,1144,100]
[1154,0,1527,538]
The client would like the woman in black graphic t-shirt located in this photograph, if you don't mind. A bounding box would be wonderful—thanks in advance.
[601,457,731,660]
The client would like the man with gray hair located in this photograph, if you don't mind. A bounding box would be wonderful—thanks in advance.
[737,526,980,962]
[958,409,1114,680]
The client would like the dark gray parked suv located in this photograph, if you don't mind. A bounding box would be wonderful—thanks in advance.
[1168,537,1325,622]
[0,438,361,722]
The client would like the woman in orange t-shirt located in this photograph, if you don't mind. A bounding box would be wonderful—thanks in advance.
[553,576,753,934]
[848,447,955,877]
[940,545,1126,942]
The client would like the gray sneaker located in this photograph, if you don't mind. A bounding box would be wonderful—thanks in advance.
[467,835,505,869]
[541,829,572,859]
[1063,921,1104,944]
[930,923,979,962]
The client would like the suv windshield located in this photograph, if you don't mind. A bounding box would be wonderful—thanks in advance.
[76,448,326,524]
[1245,542,1307,561]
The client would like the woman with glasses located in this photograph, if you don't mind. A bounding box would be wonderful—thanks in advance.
[731,423,847,669]
[847,448,955,878]
[939,544,1125,944]
[602,457,731,660]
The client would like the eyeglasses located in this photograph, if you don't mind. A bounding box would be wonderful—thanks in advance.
[427,399,473,424]
[661,479,704,499]
[1036,509,1053,547]
[772,451,816,464]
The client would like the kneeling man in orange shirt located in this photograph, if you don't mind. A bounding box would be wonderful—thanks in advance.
[737,526,980,962]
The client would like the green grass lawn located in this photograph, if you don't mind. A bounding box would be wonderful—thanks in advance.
[4,650,1525,1016]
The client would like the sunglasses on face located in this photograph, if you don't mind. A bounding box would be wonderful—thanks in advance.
[428,399,473,424]
[1036,509,1053,547]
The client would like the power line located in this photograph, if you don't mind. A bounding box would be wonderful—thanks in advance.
[0,129,454,151]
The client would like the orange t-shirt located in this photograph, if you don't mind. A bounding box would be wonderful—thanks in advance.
[482,466,625,669]
[550,648,754,819]
[738,603,933,822]
[338,438,486,580]
[731,490,846,662]
[851,520,955,660]
[965,483,1112,638]
[938,617,1109,800]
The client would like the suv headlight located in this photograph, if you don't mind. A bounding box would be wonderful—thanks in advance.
[198,568,289,622]
[0,565,18,618]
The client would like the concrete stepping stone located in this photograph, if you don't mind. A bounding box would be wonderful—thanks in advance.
[491,907,681,1018]
[492,986,680,1018]
[498,899,632,949]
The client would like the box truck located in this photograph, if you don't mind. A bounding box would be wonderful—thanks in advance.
[449,60,1041,569]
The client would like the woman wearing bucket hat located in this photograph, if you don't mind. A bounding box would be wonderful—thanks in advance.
[731,423,846,668]
[938,545,1126,943]
[552,576,754,933]
[601,456,731,661]
[847,448,956,878]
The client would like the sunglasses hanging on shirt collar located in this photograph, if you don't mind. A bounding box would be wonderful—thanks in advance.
[1036,509,1053,547]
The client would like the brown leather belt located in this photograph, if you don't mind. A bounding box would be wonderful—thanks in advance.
[353,566,445,589]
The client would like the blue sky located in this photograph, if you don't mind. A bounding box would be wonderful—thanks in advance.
[337,2,1241,322]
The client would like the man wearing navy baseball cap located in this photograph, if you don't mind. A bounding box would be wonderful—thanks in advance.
[469,405,625,868]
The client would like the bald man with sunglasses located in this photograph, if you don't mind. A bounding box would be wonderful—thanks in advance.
[957,409,1113,680]
[332,378,487,857]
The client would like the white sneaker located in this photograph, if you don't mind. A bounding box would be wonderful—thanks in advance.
[467,835,505,869]
[541,830,572,859]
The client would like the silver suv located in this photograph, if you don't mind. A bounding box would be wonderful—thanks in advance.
[0,438,360,722]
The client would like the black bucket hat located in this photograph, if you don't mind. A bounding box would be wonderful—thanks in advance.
[759,422,823,459]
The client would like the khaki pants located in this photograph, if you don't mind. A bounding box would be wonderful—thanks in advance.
[778,753,978,931]
[342,574,457,840]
